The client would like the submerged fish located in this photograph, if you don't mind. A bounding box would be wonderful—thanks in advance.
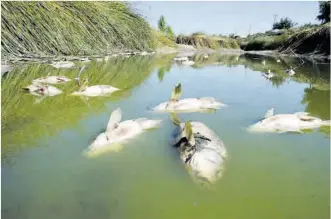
[247,108,330,133]
[153,83,226,113]
[32,76,71,84]
[85,108,162,157]
[170,115,227,185]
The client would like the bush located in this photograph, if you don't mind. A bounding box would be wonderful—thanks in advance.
[272,17,297,30]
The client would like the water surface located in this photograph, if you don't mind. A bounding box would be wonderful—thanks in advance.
[2,53,330,219]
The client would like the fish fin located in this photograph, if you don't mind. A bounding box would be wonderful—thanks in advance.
[106,108,122,131]
[170,82,182,101]
[264,108,274,118]
[184,121,195,146]
[170,113,181,126]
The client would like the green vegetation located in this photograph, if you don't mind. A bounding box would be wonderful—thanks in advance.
[157,15,175,39]
[317,1,330,24]
[1,2,154,58]
[240,3,330,55]
[176,33,239,49]
[152,29,177,48]
[279,22,330,55]
[240,22,330,55]
[158,15,167,32]
[272,17,297,30]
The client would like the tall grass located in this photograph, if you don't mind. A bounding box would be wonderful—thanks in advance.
[279,22,330,55]
[176,34,239,49]
[1,2,154,58]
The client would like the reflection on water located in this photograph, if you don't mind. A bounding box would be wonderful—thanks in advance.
[1,53,330,219]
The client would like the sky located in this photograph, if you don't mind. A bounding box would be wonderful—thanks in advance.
[133,1,320,36]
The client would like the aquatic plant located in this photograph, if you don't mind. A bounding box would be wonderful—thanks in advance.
[1,2,154,58]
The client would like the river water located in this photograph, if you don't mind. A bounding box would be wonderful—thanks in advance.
[2,53,330,219]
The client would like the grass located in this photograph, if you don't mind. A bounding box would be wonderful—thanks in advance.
[240,32,292,51]
[176,34,240,49]
[240,23,330,55]
[279,22,330,55]
[1,2,155,58]
[151,29,177,48]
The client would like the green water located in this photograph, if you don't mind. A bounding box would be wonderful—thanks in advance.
[2,53,330,219]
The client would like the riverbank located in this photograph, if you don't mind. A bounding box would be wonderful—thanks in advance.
[1,2,155,58]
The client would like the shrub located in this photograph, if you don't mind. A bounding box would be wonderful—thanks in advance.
[272,17,297,30]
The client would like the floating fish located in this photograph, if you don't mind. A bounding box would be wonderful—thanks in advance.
[262,70,275,79]
[247,108,330,133]
[152,83,226,113]
[50,61,75,69]
[182,60,195,66]
[85,108,162,157]
[174,56,189,62]
[23,82,62,97]
[170,114,227,184]
[32,76,71,85]
[72,78,120,97]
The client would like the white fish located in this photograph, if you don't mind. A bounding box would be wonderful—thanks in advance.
[153,83,226,113]
[23,82,62,97]
[247,108,330,133]
[277,59,281,63]
[32,76,71,84]
[286,68,295,76]
[174,56,189,62]
[171,118,227,184]
[182,60,195,66]
[262,70,275,79]
[153,98,226,113]
[85,108,162,157]
[140,51,149,56]
[72,85,120,97]
[203,55,209,59]
[50,61,75,69]
[80,58,91,63]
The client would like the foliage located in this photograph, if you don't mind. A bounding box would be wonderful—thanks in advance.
[1,2,154,58]
[165,26,175,38]
[158,15,167,32]
[176,34,239,49]
[317,1,330,24]
[151,29,177,48]
[157,15,175,40]
[272,17,297,30]
[279,22,330,55]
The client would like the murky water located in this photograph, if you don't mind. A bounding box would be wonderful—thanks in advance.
[2,53,330,219]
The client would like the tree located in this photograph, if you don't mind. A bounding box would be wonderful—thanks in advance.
[158,15,166,32]
[272,17,296,30]
[316,1,330,24]
[165,25,174,38]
